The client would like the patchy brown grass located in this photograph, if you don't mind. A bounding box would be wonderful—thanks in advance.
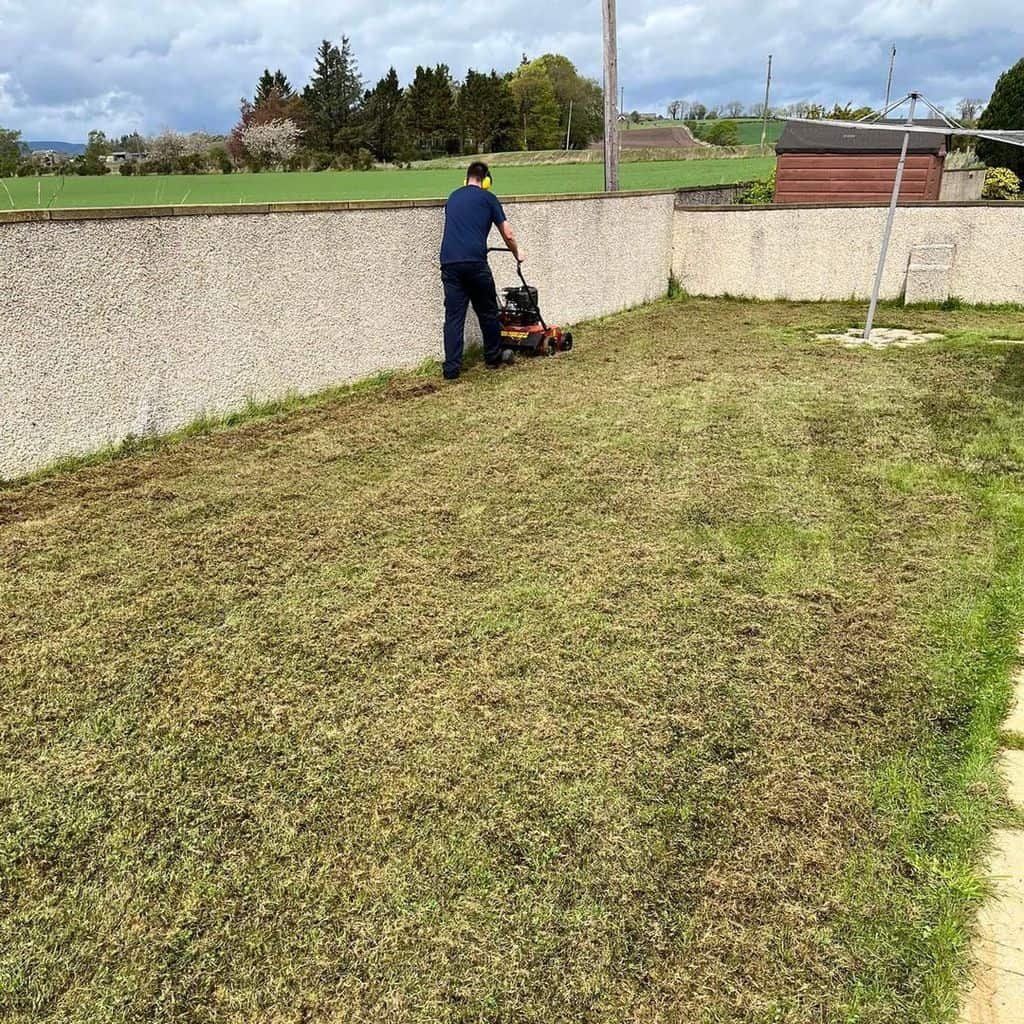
[3,297,1024,1023]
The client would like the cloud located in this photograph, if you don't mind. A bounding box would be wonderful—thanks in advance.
[0,0,1021,139]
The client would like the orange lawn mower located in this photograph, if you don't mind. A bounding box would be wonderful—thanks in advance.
[487,248,574,358]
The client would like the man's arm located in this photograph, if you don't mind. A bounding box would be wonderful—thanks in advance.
[497,220,524,263]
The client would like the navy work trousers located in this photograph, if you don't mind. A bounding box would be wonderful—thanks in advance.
[441,261,503,378]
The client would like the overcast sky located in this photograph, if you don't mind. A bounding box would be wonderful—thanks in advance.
[1,0,1020,140]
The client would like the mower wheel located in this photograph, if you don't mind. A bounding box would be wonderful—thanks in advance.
[563,332,573,352]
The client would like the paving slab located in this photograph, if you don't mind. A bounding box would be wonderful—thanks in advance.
[962,828,1024,1024]
[1003,750,1024,808]
[1005,667,1024,735]
[817,328,945,349]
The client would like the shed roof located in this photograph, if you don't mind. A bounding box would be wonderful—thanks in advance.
[776,119,950,155]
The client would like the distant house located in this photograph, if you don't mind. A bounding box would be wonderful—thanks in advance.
[31,150,70,169]
[774,120,950,204]
[104,151,147,165]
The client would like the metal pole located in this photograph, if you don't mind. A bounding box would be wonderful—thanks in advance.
[760,55,773,153]
[565,100,573,150]
[884,46,896,111]
[602,0,620,191]
[864,93,918,341]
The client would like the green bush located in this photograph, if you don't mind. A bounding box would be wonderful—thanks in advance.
[175,153,207,174]
[15,160,37,177]
[118,161,135,176]
[700,119,741,147]
[977,58,1024,179]
[207,145,233,174]
[739,168,776,204]
[982,166,1021,200]
[354,148,375,171]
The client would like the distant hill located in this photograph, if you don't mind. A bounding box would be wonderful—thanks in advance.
[26,141,86,155]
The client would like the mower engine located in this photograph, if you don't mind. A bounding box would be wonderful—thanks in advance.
[490,252,573,357]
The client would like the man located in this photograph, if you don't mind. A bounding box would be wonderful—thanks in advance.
[438,161,524,381]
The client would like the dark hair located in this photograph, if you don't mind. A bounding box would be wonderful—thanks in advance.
[466,161,490,183]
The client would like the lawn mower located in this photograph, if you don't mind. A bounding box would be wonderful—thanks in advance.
[487,247,573,357]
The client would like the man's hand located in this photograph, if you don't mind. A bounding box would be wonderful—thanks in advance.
[516,251,526,264]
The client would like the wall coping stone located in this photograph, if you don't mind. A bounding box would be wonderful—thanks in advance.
[0,187,680,226]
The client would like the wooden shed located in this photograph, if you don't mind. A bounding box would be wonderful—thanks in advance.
[774,120,950,204]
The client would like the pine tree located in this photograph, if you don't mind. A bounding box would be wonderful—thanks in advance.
[458,70,516,154]
[405,65,456,157]
[977,58,1024,179]
[364,68,407,162]
[255,68,293,105]
[303,38,363,154]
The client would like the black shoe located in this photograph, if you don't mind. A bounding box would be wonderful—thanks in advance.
[443,370,460,381]
[486,350,516,370]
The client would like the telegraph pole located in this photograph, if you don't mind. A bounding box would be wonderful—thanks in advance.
[759,54,773,153]
[884,46,897,110]
[602,0,620,191]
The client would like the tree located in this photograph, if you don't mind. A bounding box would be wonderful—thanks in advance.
[0,127,24,177]
[405,64,458,157]
[509,62,561,150]
[457,69,517,154]
[363,67,407,162]
[85,130,112,158]
[241,120,302,169]
[689,102,707,121]
[724,100,744,118]
[703,119,741,146]
[957,97,985,124]
[977,58,1024,178]
[667,100,682,120]
[117,132,147,155]
[303,38,363,154]
[256,68,293,105]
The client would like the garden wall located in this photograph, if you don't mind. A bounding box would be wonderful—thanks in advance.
[3,194,1022,480]
[672,202,1024,304]
[0,192,674,479]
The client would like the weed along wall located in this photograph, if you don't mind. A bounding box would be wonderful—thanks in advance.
[0,191,674,480]
[673,202,1024,304]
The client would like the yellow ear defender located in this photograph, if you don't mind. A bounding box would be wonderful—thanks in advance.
[465,170,493,190]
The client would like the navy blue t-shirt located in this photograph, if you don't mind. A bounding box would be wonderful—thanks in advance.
[439,186,507,265]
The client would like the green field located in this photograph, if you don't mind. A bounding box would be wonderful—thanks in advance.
[634,118,784,146]
[0,157,775,210]
[4,296,1024,1021]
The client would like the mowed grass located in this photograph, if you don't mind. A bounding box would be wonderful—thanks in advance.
[633,119,785,146]
[0,156,775,210]
[4,298,1024,1022]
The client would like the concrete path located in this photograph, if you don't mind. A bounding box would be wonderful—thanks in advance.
[962,665,1024,1024]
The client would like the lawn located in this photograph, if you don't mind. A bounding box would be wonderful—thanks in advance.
[0,156,775,210]
[4,297,1024,1022]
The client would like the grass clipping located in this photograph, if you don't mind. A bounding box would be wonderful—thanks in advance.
[3,298,1024,1022]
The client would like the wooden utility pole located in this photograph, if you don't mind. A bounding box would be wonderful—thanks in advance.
[759,54,773,153]
[602,0,619,191]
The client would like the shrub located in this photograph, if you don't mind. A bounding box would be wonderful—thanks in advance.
[977,58,1024,179]
[175,152,207,174]
[353,148,375,171]
[739,168,776,204]
[15,160,37,177]
[119,161,136,176]
[982,166,1021,200]
[700,119,741,147]
[207,144,233,174]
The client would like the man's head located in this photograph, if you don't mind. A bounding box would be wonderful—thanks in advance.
[466,161,492,189]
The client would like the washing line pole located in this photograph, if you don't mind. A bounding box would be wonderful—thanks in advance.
[565,100,574,150]
[864,92,918,341]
